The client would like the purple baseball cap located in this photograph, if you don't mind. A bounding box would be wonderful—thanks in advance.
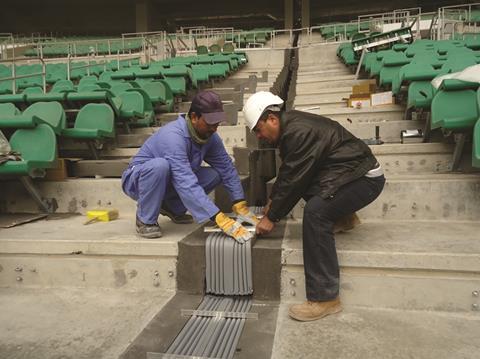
[190,90,226,125]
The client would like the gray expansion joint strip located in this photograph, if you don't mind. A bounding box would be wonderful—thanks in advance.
[150,207,263,358]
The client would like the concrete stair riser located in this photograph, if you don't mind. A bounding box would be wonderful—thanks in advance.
[282,266,480,313]
[296,75,357,84]
[0,255,176,291]
[296,79,367,91]
[268,175,480,221]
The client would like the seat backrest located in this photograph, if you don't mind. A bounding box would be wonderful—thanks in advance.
[209,44,221,53]
[23,101,66,135]
[52,80,75,93]
[77,84,102,92]
[0,103,20,116]
[120,92,144,113]
[110,83,133,96]
[196,45,208,55]
[223,43,235,54]
[10,123,57,164]
[23,87,44,94]
[75,103,114,133]
[79,75,98,86]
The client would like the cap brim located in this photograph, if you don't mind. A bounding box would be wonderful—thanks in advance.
[203,111,227,125]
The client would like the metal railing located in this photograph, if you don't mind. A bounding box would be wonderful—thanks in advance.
[0,57,46,94]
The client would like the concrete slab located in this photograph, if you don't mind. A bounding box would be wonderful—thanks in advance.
[269,173,480,221]
[0,214,201,290]
[0,287,173,359]
[272,305,480,359]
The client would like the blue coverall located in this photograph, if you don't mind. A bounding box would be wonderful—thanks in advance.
[121,115,245,224]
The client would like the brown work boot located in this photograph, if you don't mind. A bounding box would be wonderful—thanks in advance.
[334,212,361,233]
[288,298,342,322]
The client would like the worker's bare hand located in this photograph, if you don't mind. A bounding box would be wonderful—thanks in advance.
[256,216,274,235]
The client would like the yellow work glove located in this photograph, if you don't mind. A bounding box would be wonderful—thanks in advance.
[215,212,253,244]
[232,200,259,226]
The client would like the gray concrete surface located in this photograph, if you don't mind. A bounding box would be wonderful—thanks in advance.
[0,287,172,359]
[272,304,480,359]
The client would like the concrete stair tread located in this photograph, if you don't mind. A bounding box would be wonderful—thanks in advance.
[370,142,453,155]
[0,214,201,257]
[296,75,357,84]
[273,304,480,359]
[282,219,480,271]
[296,86,352,95]
[299,104,404,115]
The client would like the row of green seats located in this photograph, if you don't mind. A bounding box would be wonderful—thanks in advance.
[0,58,140,93]
[25,39,143,58]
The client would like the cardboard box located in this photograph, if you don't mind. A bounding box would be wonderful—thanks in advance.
[348,94,371,108]
[370,91,394,106]
[352,79,377,96]
[44,159,68,181]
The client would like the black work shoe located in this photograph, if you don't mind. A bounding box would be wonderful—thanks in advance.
[136,217,162,238]
[159,206,194,224]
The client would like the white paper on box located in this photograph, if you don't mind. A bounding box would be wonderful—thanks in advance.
[370,91,394,106]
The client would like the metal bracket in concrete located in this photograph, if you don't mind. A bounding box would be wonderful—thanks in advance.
[181,309,258,320]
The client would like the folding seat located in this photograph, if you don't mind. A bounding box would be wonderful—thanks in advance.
[116,89,155,128]
[197,45,208,55]
[109,83,134,97]
[0,102,66,135]
[223,43,235,54]
[379,52,411,87]
[51,80,75,93]
[430,81,479,170]
[135,80,173,110]
[62,103,115,159]
[78,75,99,86]
[0,123,57,177]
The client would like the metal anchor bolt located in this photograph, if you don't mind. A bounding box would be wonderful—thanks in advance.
[168,271,174,277]
[154,271,160,277]
[14,267,23,272]
[290,290,296,296]
[16,277,23,282]
[289,278,296,286]
[472,303,479,311]
[473,291,479,297]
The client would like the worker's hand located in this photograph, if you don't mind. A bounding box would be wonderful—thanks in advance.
[256,216,275,236]
[215,212,253,244]
[263,199,272,215]
[232,200,259,226]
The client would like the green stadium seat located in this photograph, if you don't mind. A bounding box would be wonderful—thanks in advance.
[51,80,75,93]
[196,46,208,55]
[431,87,479,130]
[209,44,221,53]
[473,116,480,168]
[223,43,235,54]
[0,123,57,176]
[109,83,134,96]
[62,103,115,140]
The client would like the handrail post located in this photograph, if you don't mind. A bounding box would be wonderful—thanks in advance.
[67,54,71,81]
[41,59,47,93]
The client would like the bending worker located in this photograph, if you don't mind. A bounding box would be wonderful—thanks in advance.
[122,90,258,240]
[243,91,385,322]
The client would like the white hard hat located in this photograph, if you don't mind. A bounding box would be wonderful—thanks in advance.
[242,91,284,131]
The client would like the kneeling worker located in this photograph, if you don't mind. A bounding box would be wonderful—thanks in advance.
[243,91,385,321]
[122,90,258,240]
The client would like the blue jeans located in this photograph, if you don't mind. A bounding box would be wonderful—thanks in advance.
[122,158,221,224]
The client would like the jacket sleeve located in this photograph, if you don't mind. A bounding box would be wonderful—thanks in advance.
[163,134,220,223]
[204,134,245,202]
[268,125,328,221]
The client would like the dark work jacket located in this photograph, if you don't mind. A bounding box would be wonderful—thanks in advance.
[267,110,378,222]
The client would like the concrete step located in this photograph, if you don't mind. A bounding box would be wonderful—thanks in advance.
[273,304,480,359]
[280,219,480,313]
[296,74,357,84]
[294,93,351,106]
[295,86,353,96]
[268,173,480,221]
[296,79,366,91]
[0,214,201,290]
[297,69,352,78]
[302,105,404,121]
